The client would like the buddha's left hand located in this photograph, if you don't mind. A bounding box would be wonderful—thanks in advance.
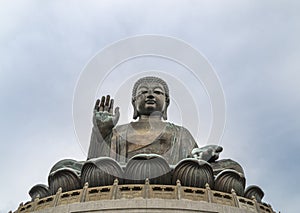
[191,145,223,162]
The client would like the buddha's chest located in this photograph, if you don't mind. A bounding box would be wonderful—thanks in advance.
[126,129,172,156]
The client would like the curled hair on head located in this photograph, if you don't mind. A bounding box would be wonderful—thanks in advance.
[132,76,170,120]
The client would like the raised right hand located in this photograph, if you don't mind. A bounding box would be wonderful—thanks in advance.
[93,95,120,137]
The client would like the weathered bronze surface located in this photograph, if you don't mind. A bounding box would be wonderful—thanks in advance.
[87,76,219,165]
[81,157,124,187]
[124,154,171,184]
[43,76,247,195]
[171,158,214,188]
[244,185,264,203]
[48,167,81,194]
[214,169,246,196]
[19,76,275,212]
[29,184,50,201]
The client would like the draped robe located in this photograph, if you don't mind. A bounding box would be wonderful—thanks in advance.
[88,122,198,165]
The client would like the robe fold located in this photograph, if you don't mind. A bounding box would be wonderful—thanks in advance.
[88,122,198,165]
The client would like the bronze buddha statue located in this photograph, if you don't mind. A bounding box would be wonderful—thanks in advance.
[29,76,247,200]
[87,76,220,165]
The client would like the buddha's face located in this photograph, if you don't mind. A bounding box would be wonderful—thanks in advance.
[135,82,167,117]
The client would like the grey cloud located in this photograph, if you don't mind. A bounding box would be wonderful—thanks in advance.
[1,1,299,212]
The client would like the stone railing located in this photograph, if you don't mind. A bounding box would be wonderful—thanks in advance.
[13,179,275,213]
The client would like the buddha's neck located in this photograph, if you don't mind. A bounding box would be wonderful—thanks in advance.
[138,115,163,123]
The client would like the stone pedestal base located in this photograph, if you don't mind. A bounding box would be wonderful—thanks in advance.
[32,199,259,213]
[15,183,275,213]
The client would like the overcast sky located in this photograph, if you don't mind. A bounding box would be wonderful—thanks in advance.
[1,1,299,212]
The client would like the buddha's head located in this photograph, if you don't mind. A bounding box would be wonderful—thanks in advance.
[132,76,170,120]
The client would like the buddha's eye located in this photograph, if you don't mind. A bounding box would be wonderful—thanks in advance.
[139,90,148,95]
[154,90,164,95]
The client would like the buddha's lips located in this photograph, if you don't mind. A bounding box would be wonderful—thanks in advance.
[145,100,156,104]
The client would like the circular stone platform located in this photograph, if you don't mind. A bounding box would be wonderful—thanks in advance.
[14,180,275,213]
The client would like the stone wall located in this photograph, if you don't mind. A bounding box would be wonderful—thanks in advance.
[13,181,275,213]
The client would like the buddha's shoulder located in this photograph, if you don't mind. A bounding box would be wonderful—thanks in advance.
[164,122,190,133]
[114,123,131,132]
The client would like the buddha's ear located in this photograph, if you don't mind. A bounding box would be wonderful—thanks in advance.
[162,110,168,120]
[132,98,139,120]
[162,97,170,120]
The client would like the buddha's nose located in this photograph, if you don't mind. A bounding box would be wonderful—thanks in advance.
[147,93,154,99]
[146,90,155,98]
